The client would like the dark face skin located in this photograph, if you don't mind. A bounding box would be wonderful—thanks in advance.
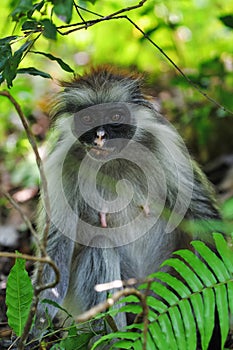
[73,103,136,155]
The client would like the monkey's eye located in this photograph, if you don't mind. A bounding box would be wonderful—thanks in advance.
[110,112,124,125]
[80,115,93,124]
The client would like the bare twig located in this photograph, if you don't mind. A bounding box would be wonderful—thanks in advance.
[57,0,147,33]
[2,190,43,251]
[74,4,103,18]
[0,90,51,249]
[125,17,233,116]
[73,0,86,24]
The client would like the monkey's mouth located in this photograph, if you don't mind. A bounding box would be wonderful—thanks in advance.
[92,145,115,151]
[83,143,116,159]
[89,145,116,157]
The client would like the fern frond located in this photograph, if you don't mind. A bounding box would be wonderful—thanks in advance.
[91,234,233,350]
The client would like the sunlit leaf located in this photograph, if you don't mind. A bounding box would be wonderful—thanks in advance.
[41,19,57,40]
[17,67,51,79]
[31,51,74,73]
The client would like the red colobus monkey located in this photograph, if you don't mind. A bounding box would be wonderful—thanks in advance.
[35,67,221,344]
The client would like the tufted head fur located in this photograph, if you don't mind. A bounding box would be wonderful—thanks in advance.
[51,66,152,120]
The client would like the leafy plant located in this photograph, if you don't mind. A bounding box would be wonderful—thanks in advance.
[6,254,33,337]
[89,233,233,350]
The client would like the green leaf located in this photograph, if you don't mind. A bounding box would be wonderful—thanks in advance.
[190,294,205,349]
[0,36,18,45]
[31,51,74,73]
[15,40,32,58]
[149,322,168,349]
[161,257,203,292]
[6,256,33,336]
[117,295,139,303]
[175,249,216,286]
[179,300,197,350]
[17,67,51,79]
[146,296,167,314]
[219,15,233,29]
[2,40,32,87]
[215,284,229,349]
[203,288,215,347]
[139,281,179,304]
[22,20,41,31]
[159,313,178,349]
[119,303,142,314]
[52,0,73,23]
[0,44,12,71]
[132,339,143,350]
[11,0,33,21]
[41,19,57,40]
[3,57,20,88]
[153,271,191,298]
[214,233,233,275]
[227,282,233,321]
[41,298,72,317]
[192,241,230,282]
[169,306,186,350]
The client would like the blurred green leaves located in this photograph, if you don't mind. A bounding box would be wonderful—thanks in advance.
[0,0,233,179]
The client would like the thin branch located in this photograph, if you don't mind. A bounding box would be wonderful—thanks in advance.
[2,190,44,253]
[0,91,51,250]
[76,288,146,322]
[57,15,126,35]
[99,0,147,20]
[73,0,86,24]
[57,0,147,32]
[125,16,233,116]
[74,4,103,18]
[0,252,59,291]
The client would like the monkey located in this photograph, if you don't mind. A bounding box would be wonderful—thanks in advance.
[34,67,222,347]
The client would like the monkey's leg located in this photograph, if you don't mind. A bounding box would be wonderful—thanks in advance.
[65,241,127,331]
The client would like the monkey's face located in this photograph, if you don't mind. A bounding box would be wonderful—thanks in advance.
[73,103,136,157]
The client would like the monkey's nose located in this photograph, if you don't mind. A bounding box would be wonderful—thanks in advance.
[94,128,106,147]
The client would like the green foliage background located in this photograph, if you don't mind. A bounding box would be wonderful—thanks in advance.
[0,0,233,185]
